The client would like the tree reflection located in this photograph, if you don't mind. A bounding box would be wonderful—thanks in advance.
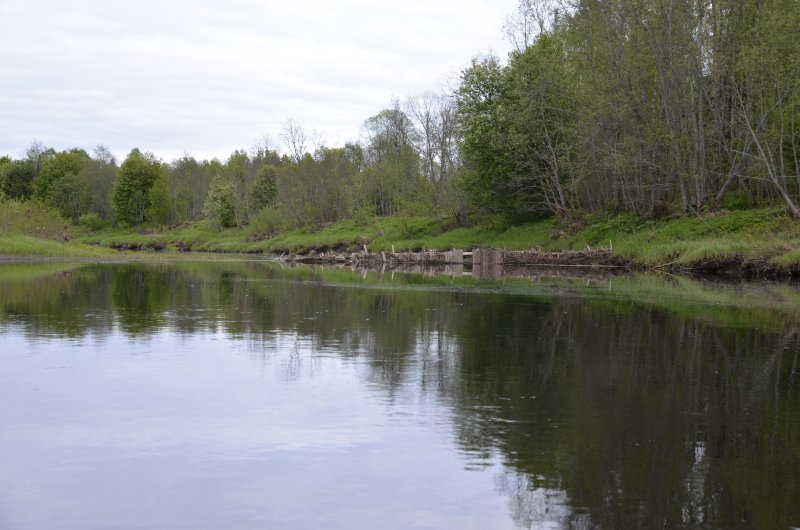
[0,262,798,529]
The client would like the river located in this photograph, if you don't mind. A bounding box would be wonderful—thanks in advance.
[0,261,798,529]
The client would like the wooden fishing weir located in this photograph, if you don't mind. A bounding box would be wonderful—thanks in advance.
[286,247,629,270]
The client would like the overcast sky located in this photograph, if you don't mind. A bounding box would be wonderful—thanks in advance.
[0,0,516,161]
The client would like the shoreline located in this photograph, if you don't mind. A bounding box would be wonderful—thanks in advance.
[4,208,800,280]
[3,245,793,281]
[284,247,797,279]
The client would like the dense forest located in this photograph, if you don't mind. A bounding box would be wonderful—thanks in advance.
[1,0,799,234]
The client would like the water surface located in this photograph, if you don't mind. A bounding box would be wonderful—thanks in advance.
[1,261,798,529]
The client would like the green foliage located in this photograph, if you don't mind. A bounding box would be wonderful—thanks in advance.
[204,176,237,228]
[0,199,71,239]
[226,150,249,182]
[0,235,114,257]
[32,149,89,205]
[1,145,115,222]
[0,143,55,201]
[8,204,790,273]
[113,149,164,226]
[50,172,90,221]
[170,155,213,222]
[721,192,752,211]
[275,147,359,227]
[78,212,105,232]
[0,156,10,201]
[361,104,426,217]
[249,165,278,212]
[225,149,252,225]
[455,56,515,213]
[147,174,173,226]
[4,0,798,237]
[456,36,585,216]
[244,207,284,241]
[505,34,581,213]
[77,155,117,221]
[0,158,36,200]
[452,0,800,218]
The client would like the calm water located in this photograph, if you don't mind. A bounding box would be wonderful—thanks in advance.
[0,261,799,530]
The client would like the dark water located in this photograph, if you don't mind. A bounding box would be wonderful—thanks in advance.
[1,261,799,530]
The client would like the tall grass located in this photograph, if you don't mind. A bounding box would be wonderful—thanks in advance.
[7,200,799,270]
[0,199,71,239]
[0,235,113,257]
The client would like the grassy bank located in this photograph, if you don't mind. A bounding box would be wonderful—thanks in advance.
[73,208,800,272]
[4,198,800,273]
[0,201,260,261]
[0,235,116,258]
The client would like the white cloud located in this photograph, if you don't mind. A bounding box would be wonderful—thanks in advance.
[0,0,515,161]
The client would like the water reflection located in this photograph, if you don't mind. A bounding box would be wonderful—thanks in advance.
[0,262,798,530]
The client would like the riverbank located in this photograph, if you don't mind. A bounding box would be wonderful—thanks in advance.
[3,208,800,276]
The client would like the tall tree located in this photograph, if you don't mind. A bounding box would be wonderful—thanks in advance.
[32,149,90,206]
[112,149,164,226]
[170,155,211,222]
[362,101,426,216]
[456,55,516,213]
[505,33,583,215]
[407,92,460,207]
[0,141,53,200]
[249,164,278,213]
[280,119,309,163]
[225,149,251,226]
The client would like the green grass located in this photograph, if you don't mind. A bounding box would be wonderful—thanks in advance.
[0,235,116,257]
[0,199,267,261]
[79,221,258,252]
[572,209,800,268]
[257,216,559,253]
[4,201,797,272]
[0,200,72,239]
[72,209,800,271]
[0,200,112,257]
[257,209,800,271]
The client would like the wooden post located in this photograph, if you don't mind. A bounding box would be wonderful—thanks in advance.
[472,248,482,266]
[443,250,463,265]
[492,249,503,265]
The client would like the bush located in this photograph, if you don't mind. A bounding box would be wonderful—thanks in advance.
[244,207,284,241]
[721,191,751,211]
[0,199,71,239]
[78,213,105,232]
[204,177,236,228]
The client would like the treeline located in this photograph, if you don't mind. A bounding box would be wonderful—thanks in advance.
[1,0,799,231]
[0,96,460,232]
[459,0,800,218]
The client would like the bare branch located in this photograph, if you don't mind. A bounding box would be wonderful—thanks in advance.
[280,119,308,162]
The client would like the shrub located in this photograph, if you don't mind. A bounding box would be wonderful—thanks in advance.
[78,213,105,232]
[204,177,236,228]
[0,199,71,239]
[244,207,284,241]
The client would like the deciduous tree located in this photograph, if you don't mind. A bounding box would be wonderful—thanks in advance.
[112,149,164,226]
